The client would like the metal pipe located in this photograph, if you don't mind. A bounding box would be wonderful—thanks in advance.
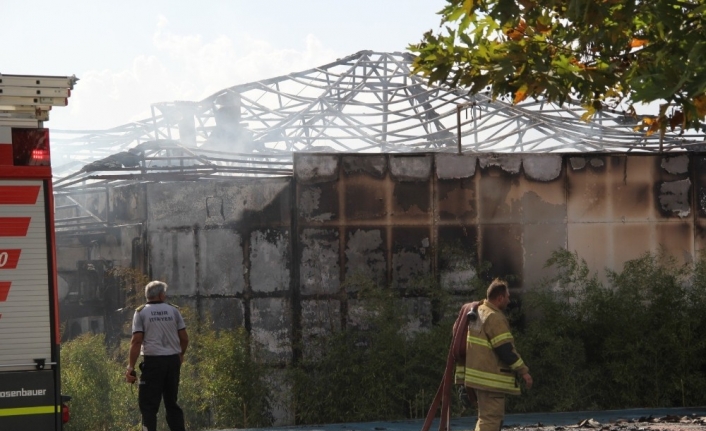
[457,105,462,155]
[456,101,475,155]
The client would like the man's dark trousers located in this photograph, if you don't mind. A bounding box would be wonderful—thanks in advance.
[138,354,185,431]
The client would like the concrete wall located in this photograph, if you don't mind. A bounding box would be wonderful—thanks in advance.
[144,178,293,349]
[54,152,706,425]
[288,152,702,375]
[294,153,700,293]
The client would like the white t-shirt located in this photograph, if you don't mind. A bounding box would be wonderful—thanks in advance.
[132,302,186,356]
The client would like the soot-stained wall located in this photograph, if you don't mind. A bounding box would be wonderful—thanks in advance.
[295,153,704,300]
[56,153,706,352]
[55,152,706,425]
[144,179,293,361]
[56,178,294,354]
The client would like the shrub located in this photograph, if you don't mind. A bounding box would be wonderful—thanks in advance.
[61,334,139,431]
[289,274,457,424]
[198,327,273,428]
[510,249,706,412]
[63,247,706,428]
[60,307,272,431]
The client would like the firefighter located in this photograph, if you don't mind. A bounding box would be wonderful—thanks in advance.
[460,278,532,431]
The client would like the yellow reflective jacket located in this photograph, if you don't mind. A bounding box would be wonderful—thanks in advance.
[455,300,529,395]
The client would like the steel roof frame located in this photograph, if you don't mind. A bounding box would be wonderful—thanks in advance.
[52,51,706,184]
[50,51,706,235]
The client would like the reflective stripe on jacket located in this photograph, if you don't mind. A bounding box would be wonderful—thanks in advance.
[458,300,528,395]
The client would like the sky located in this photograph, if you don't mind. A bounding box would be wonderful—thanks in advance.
[1,0,447,131]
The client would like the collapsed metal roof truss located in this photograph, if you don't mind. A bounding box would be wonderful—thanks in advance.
[52,50,706,185]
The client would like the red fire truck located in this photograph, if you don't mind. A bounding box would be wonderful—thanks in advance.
[0,73,77,430]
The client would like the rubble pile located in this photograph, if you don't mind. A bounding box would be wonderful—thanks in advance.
[507,415,706,431]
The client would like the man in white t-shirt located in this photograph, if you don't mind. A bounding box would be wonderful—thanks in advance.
[125,281,189,431]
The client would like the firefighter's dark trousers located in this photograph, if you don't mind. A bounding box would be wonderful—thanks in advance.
[473,389,505,431]
[138,354,185,431]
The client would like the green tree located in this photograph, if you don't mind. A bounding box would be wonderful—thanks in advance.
[409,0,706,136]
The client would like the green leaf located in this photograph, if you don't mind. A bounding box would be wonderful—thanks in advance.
[446,5,466,22]
[460,31,474,47]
